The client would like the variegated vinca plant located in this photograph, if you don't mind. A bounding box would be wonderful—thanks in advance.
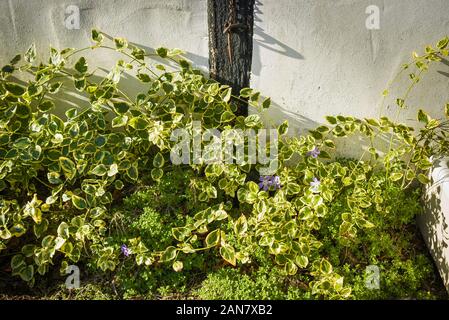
[0,30,448,298]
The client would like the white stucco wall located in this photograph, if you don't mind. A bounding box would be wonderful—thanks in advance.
[252,0,449,156]
[0,0,208,116]
[0,0,208,64]
[419,157,449,293]
[1,0,449,155]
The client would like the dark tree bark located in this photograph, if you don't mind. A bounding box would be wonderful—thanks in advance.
[208,0,255,117]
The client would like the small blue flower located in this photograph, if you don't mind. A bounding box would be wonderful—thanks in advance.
[259,176,271,191]
[307,146,320,159]
[259,175,282,191]
[121,244,130,257]
[272,175,282,189]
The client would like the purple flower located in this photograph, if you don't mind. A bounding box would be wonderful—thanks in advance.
[307,146,320,159]
[310,177,321,193]
[258,175,282,191]
[121,244,130,257]
[259,176,271,191]
[272,175,282,189]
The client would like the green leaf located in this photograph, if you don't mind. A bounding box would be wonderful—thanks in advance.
[50,47,62,65]
[418,158,433,171]
[74,57,88,74]
[234,215,248,236]
[72,195,87,210]
[205,229,221,247]
[437,37,449,49]
[29,207,42,224]
[357,217,375,229]
[49,82,63,94]
[90,164,108,176]
[108,163,119,177]
[162,82,174,94]
[57,222,70,239]
[41,235,55,248]
[131,47,146,60]
[244,114,261,127]
[172,227,191,241]
[417,173,430,184]
[320,259,333,274]
[221,87,232,102]
[11,254,25,270]
[21,244,36,257]
[172,261,183,272]
[285,260,298,275]
[91,29,104,43]
[129,117,149,130]
[309,130,323,140]
[38,100,55,112]
[214,209,228,221]
[205,164,223,177]
[25,43,36,63]
[19,265,34,282]
[74,77,86,91]
[295,255,309,268]
[137,73,151,83]
[325,116,337,125]
[10,54,21,65]
[278,120,288,135]
[95,135,106,147]
[318,150,331,159]
[248,181,259,194]
[13,137,31,149]
[5,82,25,96]
[246,192,258,203]
[417,109,430,124]
[156,47,168,58]
[323,139,335,148]
[114,37,128,50]
[151,168,163,180]
[341,212,352,222]
[262,97,271,109]
[127,164,138,181]
[15,103,31,118]
[59,157,76,180]
[28,84,43,97]
[112,115,128,128]
[220,111,235,123]
[365,118,380,127]
[153,152,165,168]
[240,88,252,98]
[33,219,49,238]
[389,172,403,182]
[426,119,440,129]
[220,244,236,266]
[396,98,405,108]
[160,246,177,262]
[2,65,14,73]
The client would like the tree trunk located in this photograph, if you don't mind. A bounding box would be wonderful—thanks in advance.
[207,0,255,117]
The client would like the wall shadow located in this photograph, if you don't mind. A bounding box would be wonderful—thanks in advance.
[418,156,449,292]
[252,0,304,76]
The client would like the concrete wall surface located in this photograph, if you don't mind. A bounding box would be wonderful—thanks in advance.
[419,157,449,293]
[1,1,448,156]
[252,0,449,155]
[0,0,208,66]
